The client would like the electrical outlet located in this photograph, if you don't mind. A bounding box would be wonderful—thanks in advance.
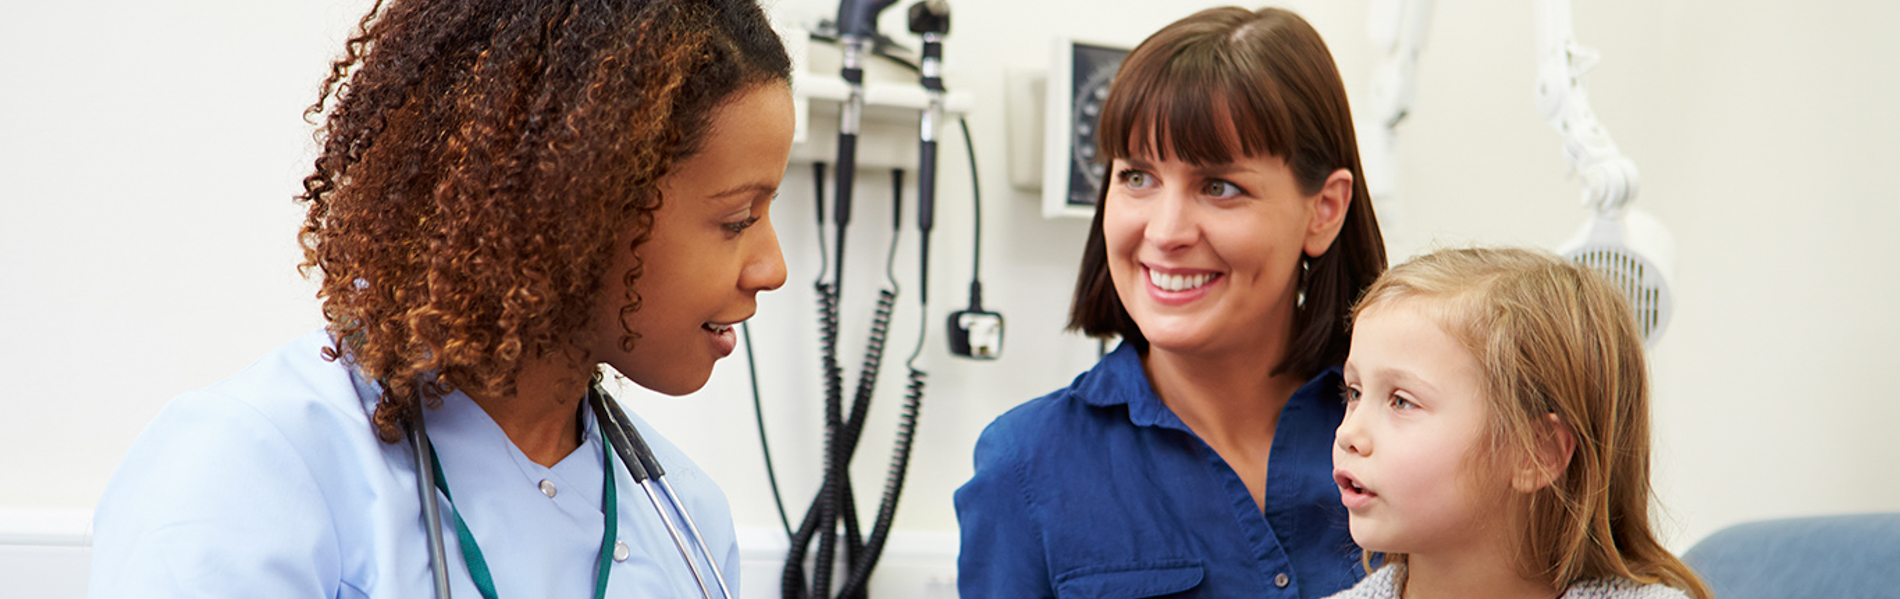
[947,309,1003,360]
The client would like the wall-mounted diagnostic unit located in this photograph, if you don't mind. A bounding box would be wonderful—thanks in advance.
[1040,39,1129,219]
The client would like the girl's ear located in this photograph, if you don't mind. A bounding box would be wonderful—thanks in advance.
[1512,413,1577,493]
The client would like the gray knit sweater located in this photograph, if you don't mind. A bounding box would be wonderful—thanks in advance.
[1325,565,1691,599]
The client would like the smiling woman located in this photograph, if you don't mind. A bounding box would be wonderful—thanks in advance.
[955,6,1388,599]
[591,86,793,397]
[85,0,795,597]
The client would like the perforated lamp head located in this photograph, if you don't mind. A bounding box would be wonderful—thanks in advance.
[1559,209,1675,348]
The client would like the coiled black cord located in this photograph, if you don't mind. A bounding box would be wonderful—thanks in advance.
[852,290,897,420]
[829,170,910,599]
[780,160,853,599]
[785,168,908,599]
[765,38,964,595]
[811,279,845,599]
[834,297,925,599]
[821,181,905,596]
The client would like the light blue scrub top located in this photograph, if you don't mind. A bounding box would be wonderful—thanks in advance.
[89,330,739,598]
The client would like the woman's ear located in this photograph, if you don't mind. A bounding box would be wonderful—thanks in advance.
[1512,413,1576,493]
[1302,168,1354,258]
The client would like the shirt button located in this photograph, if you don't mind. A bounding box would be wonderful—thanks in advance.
[613,541,630,562]
[539,479,557,498]
[1274,572,1290,588]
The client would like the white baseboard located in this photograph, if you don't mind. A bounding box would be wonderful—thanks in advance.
[0,506,92,599]
[0,510,958,599]
[735,526,959,599]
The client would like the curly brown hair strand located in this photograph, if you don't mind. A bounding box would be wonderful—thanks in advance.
[295,0,790,443]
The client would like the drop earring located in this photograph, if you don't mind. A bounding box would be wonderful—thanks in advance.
[1296,255,1312,308]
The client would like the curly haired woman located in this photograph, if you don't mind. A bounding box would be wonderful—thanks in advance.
[88,0,793,596]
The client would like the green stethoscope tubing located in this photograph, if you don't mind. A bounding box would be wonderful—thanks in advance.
[408,385,731,599]
[427,439,614,599]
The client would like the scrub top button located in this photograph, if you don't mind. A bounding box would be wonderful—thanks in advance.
[613,541,630,562]
[538,479,557,498]
[1274,572,1290,588]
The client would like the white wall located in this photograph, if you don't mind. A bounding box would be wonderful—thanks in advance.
[3,0,1896,589]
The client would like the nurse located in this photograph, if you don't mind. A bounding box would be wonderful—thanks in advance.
[955,7,1387,598]
[87,0,793,597]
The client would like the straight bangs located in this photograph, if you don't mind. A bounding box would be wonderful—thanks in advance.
[1097,29,1297,169]
[1070,6,1386,375]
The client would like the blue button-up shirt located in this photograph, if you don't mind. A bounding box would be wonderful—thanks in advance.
[955,344,1363,598]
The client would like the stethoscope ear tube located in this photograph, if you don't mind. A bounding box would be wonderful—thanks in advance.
[589,386,653,482]
[590,384,733,599]
[410,385,731,599]
[410,408,455,598]
[656,476,733,599]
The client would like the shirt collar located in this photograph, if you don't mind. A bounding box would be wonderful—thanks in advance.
[1075,342,1344,431]
[344,361,604,453]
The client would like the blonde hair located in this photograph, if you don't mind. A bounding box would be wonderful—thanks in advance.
[1352,247,1709,599]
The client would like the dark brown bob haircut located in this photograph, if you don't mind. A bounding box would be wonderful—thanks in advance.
[1067,6,1387,377]
[297,0,790,442]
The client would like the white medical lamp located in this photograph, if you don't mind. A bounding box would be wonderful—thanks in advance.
[1534,0,1675,347]
[1361,0,1435,243]
[1367,0,1674,346]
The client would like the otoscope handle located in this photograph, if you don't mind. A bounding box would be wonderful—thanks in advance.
[892,168,906,229]
[916,42,943,236]
[912,0,948,307]
[834,133,857,227]
[917,141,936,234]
[916,138,936,299]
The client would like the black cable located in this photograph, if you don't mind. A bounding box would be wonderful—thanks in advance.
[813,162,830,281]
[744,322,795,540]
[841,29,941,596]
[875,50,921,72]
[829,170,906,599]
[808,29,923,74]
[783,159,848,599]
[835,196,929,598]
[959,116,982,287]
[777,22,956,597]
[865,31,990,332]
[813,256,844,599]
[786,172,900,599]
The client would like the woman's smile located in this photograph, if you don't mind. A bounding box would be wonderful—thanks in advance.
[1143,264,1224,305]
[1104,153,1325,354]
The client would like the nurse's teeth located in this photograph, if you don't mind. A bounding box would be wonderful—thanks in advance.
[1148,269,1213,292]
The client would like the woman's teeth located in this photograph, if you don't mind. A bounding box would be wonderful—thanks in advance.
[1148,269,1215,292]
[705,323,733,334]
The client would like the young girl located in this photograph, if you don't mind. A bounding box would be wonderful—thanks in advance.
[1329,248,1711,599]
